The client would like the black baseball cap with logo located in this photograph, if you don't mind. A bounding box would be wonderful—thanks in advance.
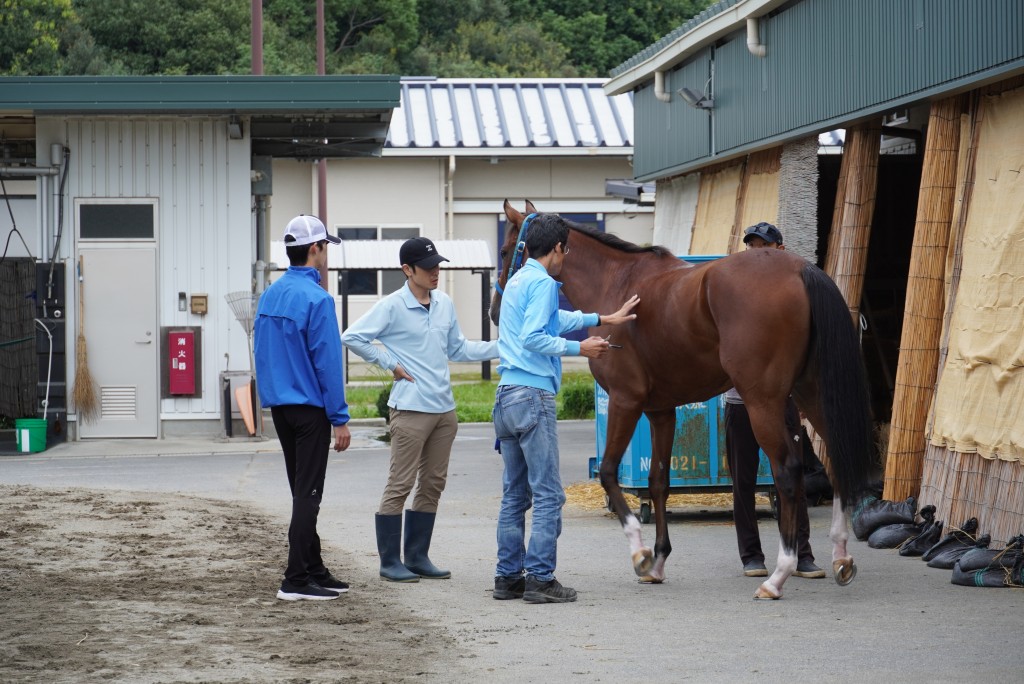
[400,237,449,269]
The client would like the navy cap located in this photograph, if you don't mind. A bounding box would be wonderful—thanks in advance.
[742,221,783,245]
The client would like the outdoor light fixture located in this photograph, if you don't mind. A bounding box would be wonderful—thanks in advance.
[677,86,714,110]
[227,116,243,139]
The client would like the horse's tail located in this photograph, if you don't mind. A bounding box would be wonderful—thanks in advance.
[801,263,874,510]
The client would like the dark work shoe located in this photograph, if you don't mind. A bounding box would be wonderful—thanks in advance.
[793,559,826,578]
[493,575,526,600]
[743,560,768,577]
[276,580,339,601]
[522,576,577,604]
[313,572,350,594]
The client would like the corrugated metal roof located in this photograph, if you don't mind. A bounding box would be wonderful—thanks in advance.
[270,240,493,270]
[385,78,634,154]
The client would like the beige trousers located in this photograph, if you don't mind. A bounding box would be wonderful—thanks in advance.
[379,409,459,515]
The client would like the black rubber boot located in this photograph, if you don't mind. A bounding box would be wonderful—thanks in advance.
[374,513,419,582]
[403,510,451,579]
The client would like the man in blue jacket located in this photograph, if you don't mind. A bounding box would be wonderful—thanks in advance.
[343,237,498,583]
[255,214,352,601]
[493,214,639,603]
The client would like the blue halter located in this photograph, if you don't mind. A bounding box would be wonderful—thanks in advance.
[495,212,537,295]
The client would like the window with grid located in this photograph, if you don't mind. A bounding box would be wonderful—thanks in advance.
[336,226,420,296]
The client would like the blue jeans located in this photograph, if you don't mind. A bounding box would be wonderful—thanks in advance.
[493,385,565,582]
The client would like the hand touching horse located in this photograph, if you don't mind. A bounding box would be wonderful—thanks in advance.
[491,200,873,600]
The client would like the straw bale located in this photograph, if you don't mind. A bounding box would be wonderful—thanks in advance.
[564,480,767,514]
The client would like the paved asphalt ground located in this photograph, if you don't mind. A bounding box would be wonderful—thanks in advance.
[3,420,1022,682]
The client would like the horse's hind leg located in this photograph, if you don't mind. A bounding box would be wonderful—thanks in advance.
[830,496,857,585]
[597,402,653,576]
[747,399,803,599]
[640,409,676,583]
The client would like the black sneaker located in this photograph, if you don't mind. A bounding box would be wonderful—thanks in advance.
[493,575,526,600]
[313,572,350,594]
[276,580,339,601]
[742,559,768,577]
[522,576,577,604]
[793,559,826,578]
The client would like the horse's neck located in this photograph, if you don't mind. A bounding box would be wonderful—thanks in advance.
[560,243,649,312]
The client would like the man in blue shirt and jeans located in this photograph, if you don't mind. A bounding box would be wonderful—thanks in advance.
[493,213,639,603]
[343,237,498,582]
[255,215,352,601]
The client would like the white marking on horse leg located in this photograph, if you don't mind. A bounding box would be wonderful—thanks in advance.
[829,496,850,562]
[623,515,654,575]
[623,515,644,554]
[760,539,796,599]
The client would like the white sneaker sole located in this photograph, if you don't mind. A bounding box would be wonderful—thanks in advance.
[323,586,349,594]
[276,590,339,601]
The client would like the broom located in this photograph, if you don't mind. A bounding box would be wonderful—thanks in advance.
[71,256,99,423]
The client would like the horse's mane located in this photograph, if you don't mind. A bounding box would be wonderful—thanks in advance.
[563,218,674,258]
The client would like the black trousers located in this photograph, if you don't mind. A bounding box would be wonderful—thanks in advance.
[725,400,814,565]
[271,404,332,585]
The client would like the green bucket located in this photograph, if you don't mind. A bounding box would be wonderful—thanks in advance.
[15,418,47,453]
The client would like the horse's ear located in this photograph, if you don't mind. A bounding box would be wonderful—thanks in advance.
[504,199,523,224]
[525,199,538,215]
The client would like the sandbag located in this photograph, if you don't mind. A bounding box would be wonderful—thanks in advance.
[867,505,937,549]
[957,534,1023,572]
[921,517,979,562]
[952,550,1024,588]
[927,534,991,569]
[951,561,1011,588]
[899,520,944,557]
[852,495,917,541]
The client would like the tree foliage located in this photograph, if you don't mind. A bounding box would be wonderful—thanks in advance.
[0,0,714,77]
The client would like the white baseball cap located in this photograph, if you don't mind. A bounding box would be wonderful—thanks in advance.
[283,215,340,246]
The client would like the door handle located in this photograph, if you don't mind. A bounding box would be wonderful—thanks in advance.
[135,340,152,345]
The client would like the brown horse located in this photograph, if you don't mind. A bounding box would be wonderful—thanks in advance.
[491,200,873,600]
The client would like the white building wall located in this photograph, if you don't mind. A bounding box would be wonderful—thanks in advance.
[271,154,653,349]
[54,116,252,424]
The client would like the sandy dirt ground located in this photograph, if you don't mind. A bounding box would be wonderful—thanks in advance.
[0,484,462,683]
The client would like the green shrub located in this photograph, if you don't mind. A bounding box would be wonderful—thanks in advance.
[558,381,594,420]
[376,385,392,422]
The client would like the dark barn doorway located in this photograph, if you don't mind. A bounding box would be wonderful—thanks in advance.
[817,152,922,429]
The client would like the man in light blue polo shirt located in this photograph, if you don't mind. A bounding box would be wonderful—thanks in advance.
[492,213,639,603]
[342,237,498,582]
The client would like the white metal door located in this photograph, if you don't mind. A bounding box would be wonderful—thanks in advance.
[78,248,159,438]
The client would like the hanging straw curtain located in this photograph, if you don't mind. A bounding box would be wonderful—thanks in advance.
[811,122,882,467]
[777,135,821,263]
[690,162,743,255]
[730,148,781,254]
[928,83,1024,463]
[822,121,882,327]
[882,95,966,502]
[920,78,1024,545]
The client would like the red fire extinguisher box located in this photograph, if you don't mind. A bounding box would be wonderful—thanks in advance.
[162,327,203,398]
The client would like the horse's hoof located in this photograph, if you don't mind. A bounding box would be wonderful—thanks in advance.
[632,548,654,576]
[833,557,857,586]
[637,575,664,584]
[753,582,781,600]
